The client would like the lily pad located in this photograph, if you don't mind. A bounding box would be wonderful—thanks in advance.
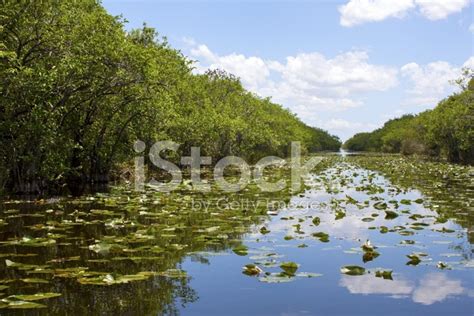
[312,217,320,226]
[259,273,293,283]
[242,264,263,276]
[0,300,47,309]
[335,210,346,220]
[158,269,187,278]
[8,292,61,301]
[373,202,387,210]
[259,227,271,235]
[384,210,399,220]
[312,232,329,242]
[21,278,50,284]
[279,261,299,275]
[340,265,366,276]
[232,245,248,256]
[363,251,380,263]
[375,270,393,280]
[295,272,322,278]
[406,254,421,266]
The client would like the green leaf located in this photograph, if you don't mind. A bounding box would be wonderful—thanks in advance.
[312,217,320,226]
[232,245,248,256]
[279,261,299,275]
[340,265,366,276]
[259,227,271,234]
[375,270,393,280]
[8,292,61,301]
[373,202,387,210]
[384,210,399,220]
[242,264,263,276]
[312,232,329,242]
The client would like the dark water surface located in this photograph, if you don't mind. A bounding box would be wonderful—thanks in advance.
[0,156,472,315]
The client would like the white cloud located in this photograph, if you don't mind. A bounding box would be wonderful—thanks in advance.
[415,0,470,20]
[188,43,398,115]
[340,272,469,305]
[469,23,474,33]
[463,56,474,68]
[320,118,377,131]
[276,51,398,94]
[412,273,465,305]
[400,58,471,106]
[339,0,415,27]
[340,274,414,295]
[185,39,471,138]
[190,44,270,90]
[339,0,471,26]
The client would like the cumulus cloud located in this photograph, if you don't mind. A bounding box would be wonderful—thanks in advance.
[401,56,473,106]
[188,42,398,114]
[275,51,398,94]
[185,39,472,138]
[339,0,471,26]
[190,44,270,90]
[415,0,470,20]
[339,0,415,27]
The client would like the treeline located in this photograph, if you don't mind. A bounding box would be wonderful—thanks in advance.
[344,77,474,164]
[0,1,340,195]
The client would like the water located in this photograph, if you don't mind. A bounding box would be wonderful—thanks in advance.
[0,156,472,315]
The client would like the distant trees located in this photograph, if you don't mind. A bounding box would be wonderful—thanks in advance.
[0,1,340,195]
[344,75,474,165]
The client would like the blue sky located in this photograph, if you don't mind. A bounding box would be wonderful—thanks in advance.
[103,0,473,140]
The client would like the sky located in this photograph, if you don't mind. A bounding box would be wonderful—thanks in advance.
[102,0,474,141]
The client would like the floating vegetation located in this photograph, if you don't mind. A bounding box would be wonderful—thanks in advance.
[0,155,472,313]
[312,232,330,242]
[279,262,299,276]
[242,264,263,276]
[373,202,387,210]
[0,300,47,309]
[7,293,61,301]
[384,210,399,220]
[375,270,393,280]
[335,210,346,220]
[361,240,380,263]
[232,245,249,256]
[340,265,366,276]
[77,273,151,285]
[406,254,422,266]
[437,262,450,270]
[258,273,293,283]
[158,269,188,278]
[259,227,271,234]
[312,217,320,226]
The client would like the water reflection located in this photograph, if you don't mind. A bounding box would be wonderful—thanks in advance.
[412,273,466,305]
[0,172,296,314]
[340,273,413,296]
[340,272,469,306]
[0,156,472,314]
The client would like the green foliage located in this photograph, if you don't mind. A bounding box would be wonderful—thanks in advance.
[344,77,474,165]
[0,1,340,194]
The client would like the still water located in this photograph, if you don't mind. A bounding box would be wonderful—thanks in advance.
[0,155,472,315]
